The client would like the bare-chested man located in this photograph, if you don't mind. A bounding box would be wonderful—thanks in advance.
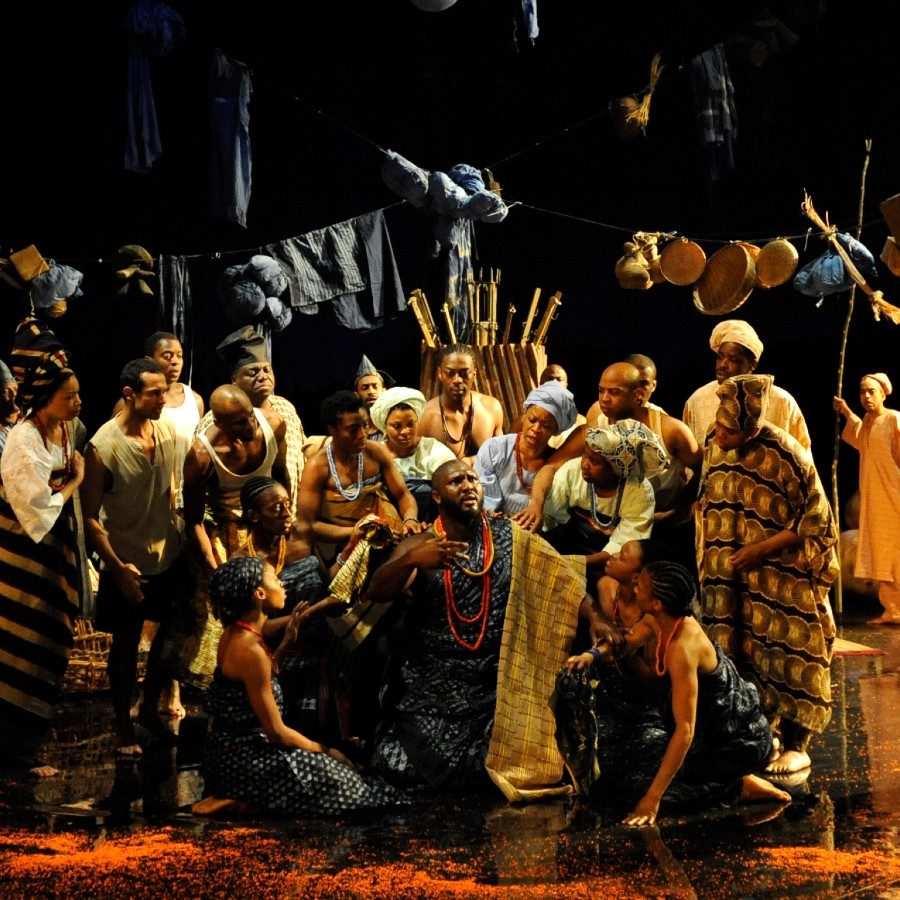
[297,390,422,564]
[585,353,665,426]
[183,384,288,573]
[516,362,701,534]
[417,343,503,464]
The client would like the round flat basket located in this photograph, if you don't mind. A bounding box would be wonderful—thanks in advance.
[659,239,707,286]
[755,238,799,288]
[692,243,756,315]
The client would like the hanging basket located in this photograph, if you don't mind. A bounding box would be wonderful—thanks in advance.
[659,239,707,286]
[755,238,799,288]
[692,243,756,315]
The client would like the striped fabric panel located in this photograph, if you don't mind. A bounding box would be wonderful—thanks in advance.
[486,527,586,801]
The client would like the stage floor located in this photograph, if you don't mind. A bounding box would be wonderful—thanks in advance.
[1,602,898,899]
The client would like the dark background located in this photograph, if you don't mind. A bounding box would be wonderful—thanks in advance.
[2,0,898,520]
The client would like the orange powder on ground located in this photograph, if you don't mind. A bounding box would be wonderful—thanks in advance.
[753,846,900,882]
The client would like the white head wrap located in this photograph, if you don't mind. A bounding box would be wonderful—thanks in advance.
[709,319,764,361]
[863,372,892,396]
[370,386,426,434]
[523,379,578,434]
[584,419,669,479]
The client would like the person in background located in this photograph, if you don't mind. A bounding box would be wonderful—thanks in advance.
[354,354,390,441]
[698,374,837,776]
[682,319,810,452]
[417,343,503,463]
[196,326,306,519]
[833,372,900,625]
[0,366,85,778]
[0,360,21,459]
[370,386,455,523]
[476,379,577,516]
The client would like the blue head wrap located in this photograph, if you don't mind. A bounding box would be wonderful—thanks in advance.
[210,556,265,625]
[523,379,577,434]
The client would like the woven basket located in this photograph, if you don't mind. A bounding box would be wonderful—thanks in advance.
[659,239,707,286]
[755,238,799,288]
[60,618,112,694]
[692,243,756,315]
[881,237,900,277]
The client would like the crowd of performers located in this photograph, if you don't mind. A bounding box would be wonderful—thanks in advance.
[0,312,897,827]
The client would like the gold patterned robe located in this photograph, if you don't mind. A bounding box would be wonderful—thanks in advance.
[697,424,838,735]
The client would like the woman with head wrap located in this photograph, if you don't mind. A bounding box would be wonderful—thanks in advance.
[565,560,789,825]
[474,379,578,516]
[542,418,663,587]
[699,374,839,777]
[0,365,86,777]
[192,555,408,817]
[833,372,900,626]
[370,386,455,522]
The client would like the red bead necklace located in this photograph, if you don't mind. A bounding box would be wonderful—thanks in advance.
[434,512,494,652]
[234,620,280,675]
[654,617,685,676]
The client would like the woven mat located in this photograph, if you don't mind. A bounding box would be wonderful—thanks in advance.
[833,637,885,657]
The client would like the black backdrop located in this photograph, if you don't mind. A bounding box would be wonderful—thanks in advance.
[2,0,898,520]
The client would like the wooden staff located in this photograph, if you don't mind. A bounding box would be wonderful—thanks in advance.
[501,304,516,344]
[488,268,498,344]
[408,291,437,348]
[440,302,457,345]
[533,291,562,345]
[466,274,475,339]
[419,290,440,345]
[520,287,541,343]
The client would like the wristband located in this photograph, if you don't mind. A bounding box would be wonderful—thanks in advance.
[587,647,604,663]
[403,516,418,523]
[335,552,347,566]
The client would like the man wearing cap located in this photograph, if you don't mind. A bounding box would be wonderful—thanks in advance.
[354,354,389,441]
[682,320,811,451]
[199,326,306,518]
[698,374,837,776]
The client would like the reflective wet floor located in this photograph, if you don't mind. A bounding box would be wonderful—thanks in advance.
[1,600,898,899]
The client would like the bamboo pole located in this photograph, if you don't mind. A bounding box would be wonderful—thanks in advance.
[808,140,873,616]
[501,304,516,344]
[520,288,541,343]
[533,292,562,345]
[440,303,457,345]
[408,292,437,348]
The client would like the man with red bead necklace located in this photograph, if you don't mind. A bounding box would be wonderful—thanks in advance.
[367,459,603,800]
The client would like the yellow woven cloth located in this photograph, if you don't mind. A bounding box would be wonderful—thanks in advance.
[485,526,586,802]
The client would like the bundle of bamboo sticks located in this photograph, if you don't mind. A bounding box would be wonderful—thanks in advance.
[410,275,562,429]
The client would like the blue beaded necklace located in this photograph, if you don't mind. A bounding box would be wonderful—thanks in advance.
[326,442,364,500]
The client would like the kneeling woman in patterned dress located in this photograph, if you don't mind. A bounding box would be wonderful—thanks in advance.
[192,556,408,816]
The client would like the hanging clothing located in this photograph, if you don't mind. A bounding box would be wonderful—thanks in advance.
[209,49,252,227]
[123,0,185,173]
[690,43,737,183]
[267,211,406,331]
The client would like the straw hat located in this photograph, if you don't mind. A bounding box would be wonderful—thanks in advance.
[755,238,799,288]
[659,239,707,286]
[692,243,756,315]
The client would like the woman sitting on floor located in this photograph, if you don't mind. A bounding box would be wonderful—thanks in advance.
[192,555,408,817]
[566,560,790,826]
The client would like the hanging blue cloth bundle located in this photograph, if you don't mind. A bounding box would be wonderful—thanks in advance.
[793,232,878,303]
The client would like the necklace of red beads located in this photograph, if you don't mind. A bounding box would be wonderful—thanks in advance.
[654,617,685,676]
[434,512,495,652]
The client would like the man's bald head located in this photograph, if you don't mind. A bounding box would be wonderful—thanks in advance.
[540,364,569,388]
[431,459,483,523]
[598,362,643,421]
[211,384,253,418]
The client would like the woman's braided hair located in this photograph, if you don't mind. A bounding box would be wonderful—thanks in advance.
[643,560,697,617]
